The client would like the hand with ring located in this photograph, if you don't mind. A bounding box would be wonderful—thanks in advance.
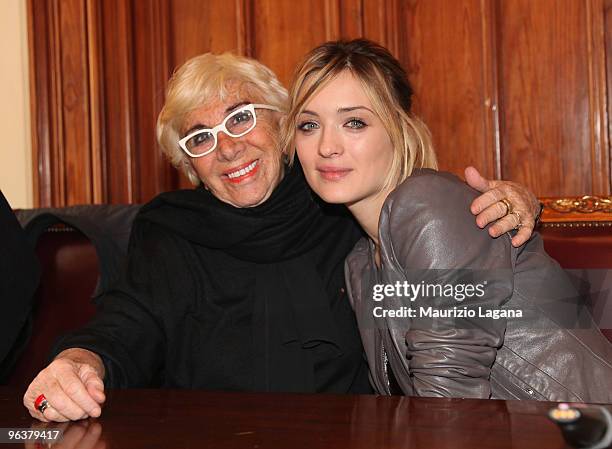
[464,166,540,247]
[23,348,106,422]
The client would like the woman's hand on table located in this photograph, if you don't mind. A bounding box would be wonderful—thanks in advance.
[465,166,540,247]
[23,348,106,422]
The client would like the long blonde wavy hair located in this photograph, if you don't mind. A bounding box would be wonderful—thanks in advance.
[281,39,437,190]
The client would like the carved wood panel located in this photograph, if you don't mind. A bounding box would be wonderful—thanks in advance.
[28,0,611,206]
[396,0,499,180]
[498,0,610,196]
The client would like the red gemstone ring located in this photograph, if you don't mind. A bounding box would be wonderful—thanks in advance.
[34,394,50,414]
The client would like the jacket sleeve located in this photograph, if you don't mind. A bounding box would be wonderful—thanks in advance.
[51,220,184,388]
[380,170,514,398]
[0,191,40,379]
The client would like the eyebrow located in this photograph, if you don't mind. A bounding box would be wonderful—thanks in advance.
[300,106,375,117]
[183,101,251,136]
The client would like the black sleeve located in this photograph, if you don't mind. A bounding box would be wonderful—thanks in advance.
[0,191,40,380]
[50,220,186,388]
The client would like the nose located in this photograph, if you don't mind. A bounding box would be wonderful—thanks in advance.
[318,126,342,158]
[215,131,244,161]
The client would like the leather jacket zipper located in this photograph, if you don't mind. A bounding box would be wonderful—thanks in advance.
[381,338,391,395]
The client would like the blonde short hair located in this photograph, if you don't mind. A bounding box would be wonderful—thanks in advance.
[157,53,288,185]
[281,39,437,189]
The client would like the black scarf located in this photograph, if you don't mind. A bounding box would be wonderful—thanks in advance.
[136,164,364,392]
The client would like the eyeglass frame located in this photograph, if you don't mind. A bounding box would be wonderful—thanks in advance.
[178,103,280,158]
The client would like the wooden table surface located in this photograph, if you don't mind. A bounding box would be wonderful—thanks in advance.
[0,387,583,448]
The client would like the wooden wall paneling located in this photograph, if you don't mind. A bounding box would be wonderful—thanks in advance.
[236,0,254,56]
[58,0,93,205]
[47,0,66,206]
[604,0,612,193]
[28,0,66,207]
[170,0,243,68]
[131,0,177,202]
[396,0,497,180]
[335,0,402,45]
[251,0,335,86]
[498,0,596,196]
[586,0,610,195]
[27,0,54,207]
[28,0,99,207]
[337,0,363,39]
[28,0,608,206]
[482,0,502,179]
[604,0,612,192]
[324,0,341,41]
[278,0,384,55]
[86,0,105,204]
[383,0,400,57]
[98,0,137,203]
[362,0,384,45]
[321,0,391,41]
[362,0,399,55]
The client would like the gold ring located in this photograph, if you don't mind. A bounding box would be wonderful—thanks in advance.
[511,211,522,229]
[500,198,513,216]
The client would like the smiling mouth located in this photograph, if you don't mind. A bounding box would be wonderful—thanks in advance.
[224,159,260,183]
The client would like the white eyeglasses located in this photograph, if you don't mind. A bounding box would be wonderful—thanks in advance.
[178,103,280,157]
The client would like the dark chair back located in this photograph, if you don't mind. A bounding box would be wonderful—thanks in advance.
[539,195,612,343]
[7,226,99,387]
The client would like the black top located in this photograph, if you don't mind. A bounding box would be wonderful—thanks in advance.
[54,165,371,394]
[0,191,40,382]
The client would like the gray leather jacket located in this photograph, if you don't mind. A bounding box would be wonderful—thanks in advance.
[345,169,612,402]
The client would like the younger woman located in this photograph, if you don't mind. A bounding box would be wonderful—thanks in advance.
[283,39,612,402]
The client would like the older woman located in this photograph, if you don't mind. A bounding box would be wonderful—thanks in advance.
[24,53,539,422]
[286,39,612,401]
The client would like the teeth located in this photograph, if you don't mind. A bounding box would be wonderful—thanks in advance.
[227,160,258,179]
